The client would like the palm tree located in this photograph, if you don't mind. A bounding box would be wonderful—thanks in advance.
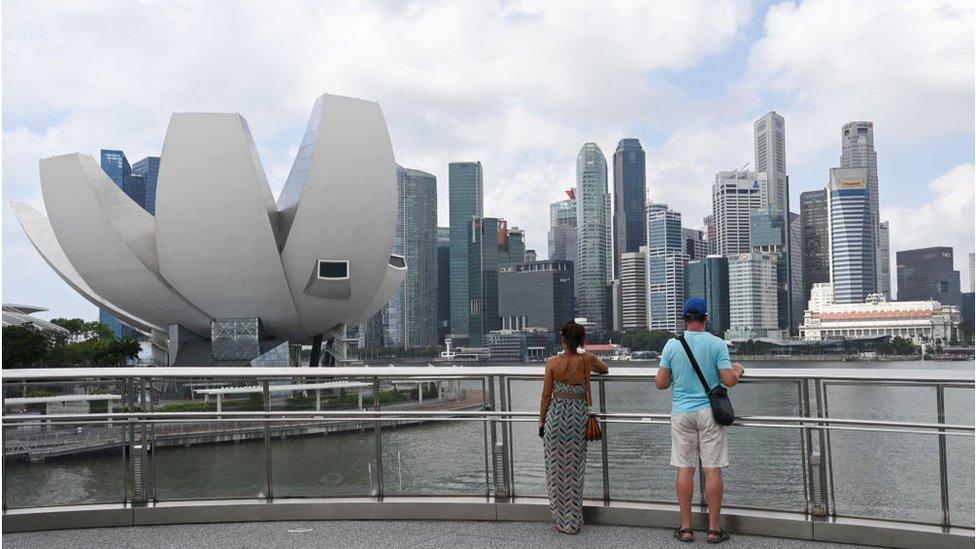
[110,337,142,367]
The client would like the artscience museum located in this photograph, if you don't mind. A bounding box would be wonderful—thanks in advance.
[12,93,406,367]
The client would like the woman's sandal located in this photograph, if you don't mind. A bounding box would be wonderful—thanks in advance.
[707,528,731,543]
[673,526,694,542]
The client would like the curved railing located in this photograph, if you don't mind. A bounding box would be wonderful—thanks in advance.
[2,366,973,548]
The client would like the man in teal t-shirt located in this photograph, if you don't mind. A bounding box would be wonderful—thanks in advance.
[655,297,744,543]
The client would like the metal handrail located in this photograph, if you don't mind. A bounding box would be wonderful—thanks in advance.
[2,367,973,534]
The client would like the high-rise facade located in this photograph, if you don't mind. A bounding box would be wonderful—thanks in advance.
[468,217,510,345]
[896,247,961,307]
[970,252,975,292]
[131,156,161,214]
[828,167,876,304]
[498,260,575,333]
[619,249,647,331]
[681,227,707,261]
[448,161,483,335]
[754,112,787,213]
[800,189,829,309]
[750,209,793,332]
[685,255,730,337]
[877,220,891,297]
[385,166,438,348]
[840,121,884,294]
[646,204,685,333]
[727,252,779,340]
[703,214,717,255]
[712,170,761,256]
[548,192,578,265]
[436,227,450,346]
[612,138,646,278]
[575,143,612,332]
[505,227,526,267]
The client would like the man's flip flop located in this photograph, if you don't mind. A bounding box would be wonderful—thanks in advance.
[673,526,694,542]
[707,528,731,543]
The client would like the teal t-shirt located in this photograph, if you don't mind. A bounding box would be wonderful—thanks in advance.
[659,331,732,416]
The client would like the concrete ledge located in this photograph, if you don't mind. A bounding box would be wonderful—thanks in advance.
[4,496,973,549]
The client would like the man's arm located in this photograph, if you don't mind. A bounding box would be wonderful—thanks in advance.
[720,363,745,387]
[655,367,672,390]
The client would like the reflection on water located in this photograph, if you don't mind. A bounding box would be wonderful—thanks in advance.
[4,360,973,527]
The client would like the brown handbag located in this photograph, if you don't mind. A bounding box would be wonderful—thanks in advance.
[583,357,603,441]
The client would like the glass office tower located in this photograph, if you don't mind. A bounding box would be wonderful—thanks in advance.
[612,138,646,278]
[575,143,611,333]
[449,162,484,336]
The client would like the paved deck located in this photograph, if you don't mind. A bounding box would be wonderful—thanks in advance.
[4,520,864,548]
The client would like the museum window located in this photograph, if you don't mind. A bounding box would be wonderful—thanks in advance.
[318,260,349,279]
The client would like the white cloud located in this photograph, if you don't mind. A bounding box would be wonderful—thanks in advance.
[882,163,976,291]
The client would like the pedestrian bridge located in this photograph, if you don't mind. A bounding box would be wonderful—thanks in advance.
[2,366,973,548]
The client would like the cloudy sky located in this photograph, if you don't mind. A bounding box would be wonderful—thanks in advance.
[3,0,974,321]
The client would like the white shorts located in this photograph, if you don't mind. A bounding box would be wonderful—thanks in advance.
[670,408,729,469]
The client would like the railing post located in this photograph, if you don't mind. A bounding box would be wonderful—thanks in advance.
[481,377,491,499]
[807,379,830,517]
[498,375,513,500]
[371,377,384,499]
[263,380,273,501]
[936,384,950,528]
[598,379,610,505]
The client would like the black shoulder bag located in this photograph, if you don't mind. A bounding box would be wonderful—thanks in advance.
[676,335,735,426]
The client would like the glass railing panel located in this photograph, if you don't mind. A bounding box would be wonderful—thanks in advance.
[380,378,487,496]
[945,386,975,528]
[3,422,125,508]
[825,383,943,523]
[602,378,672,502]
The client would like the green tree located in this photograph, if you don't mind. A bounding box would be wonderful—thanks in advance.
[2,325,51,368]
[958,320,974,346]
[108,337,142,366]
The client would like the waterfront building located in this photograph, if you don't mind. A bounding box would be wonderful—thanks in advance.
[712,169,761,256]
[468,217,523,345]
[646,204,685,333]
[828,167,876,303]
[800,189,829,309]
[840,121,885,294]
[961,292,975,325]
[548,191,578,273]
[703,214,717,255]
[385,165,438,348]
[800,292,960,345]
[485,329,528,362]
[754,111,787,213]
[685,255,730,337]
[498,259,574,334]
[896,247,961,307]
[619,249,647,331]
[504,227,526,267]
[437,227,450,346]
[131,156,161,214]
[727,252,779,340]
[449,161,484,336]
[612,138,646,278]
[575,143,612,333]
[524,249,537,262]
[681,227,707,261]
[750,209,795,333]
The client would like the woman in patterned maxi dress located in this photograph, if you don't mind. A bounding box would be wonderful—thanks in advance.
[539,321,609,534]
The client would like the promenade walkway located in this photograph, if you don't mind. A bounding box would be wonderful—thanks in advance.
[4,520,861,548]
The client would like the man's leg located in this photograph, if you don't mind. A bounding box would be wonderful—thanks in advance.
[702,467,723,533]
[676,467,696,533]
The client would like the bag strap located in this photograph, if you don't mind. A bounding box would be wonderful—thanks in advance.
[677,335,713,395]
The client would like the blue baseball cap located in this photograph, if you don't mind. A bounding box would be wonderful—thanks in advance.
[683,297,707,317]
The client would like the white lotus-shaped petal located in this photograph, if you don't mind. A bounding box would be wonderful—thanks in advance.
[18,93,404,345]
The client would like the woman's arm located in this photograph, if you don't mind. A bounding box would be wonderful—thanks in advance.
[539,361,554,424]
[588,353,609,374]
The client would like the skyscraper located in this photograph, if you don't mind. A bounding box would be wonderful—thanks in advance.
[800,189,829,310]
[877,220,891,297]
[681,227,707,261]
[750,209,793,332]
[619,248,647,331]
[646,203,685,333]
[505,227,526,267]
[970,252,975,292]
[703,214,717,255]
[575,143,612,332]
[449,161,483,336]
[712,169,761,256]
[685,255,730,337]
[896,247,961,307]
[828,167,876,304]
[728,252,779,340]
[385,165,438,348]
[468,217,514,345]
[499,259,575,333]
[612,138,646,278]
[437,227,450,346]
[754,111,787,213]
[548,190,578,264]
[131,156,161,214]
[840,121,884,294]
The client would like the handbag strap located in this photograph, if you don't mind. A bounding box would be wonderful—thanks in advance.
[676,335,713,395]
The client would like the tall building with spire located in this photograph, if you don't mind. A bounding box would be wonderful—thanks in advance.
[575,143,611,332]
[448,161,483,336]
[612,138,646,278]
